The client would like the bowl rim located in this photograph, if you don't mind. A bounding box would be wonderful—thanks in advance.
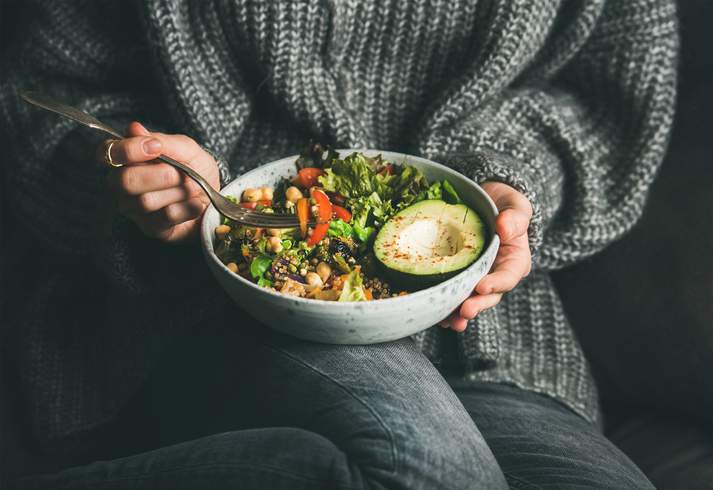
[200,149,500,307]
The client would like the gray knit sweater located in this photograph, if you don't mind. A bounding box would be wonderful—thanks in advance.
[0,0,677,451]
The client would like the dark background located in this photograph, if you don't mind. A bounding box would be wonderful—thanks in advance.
[555,0,713,428]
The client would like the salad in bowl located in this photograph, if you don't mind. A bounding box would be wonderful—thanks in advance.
[212,144,487,302]
[200,146,498,344]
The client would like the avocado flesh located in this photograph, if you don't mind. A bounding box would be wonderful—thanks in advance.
[373,200,486,288]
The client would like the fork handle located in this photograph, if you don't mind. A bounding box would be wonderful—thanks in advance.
[155,154,223,204]
[19,91,223,205]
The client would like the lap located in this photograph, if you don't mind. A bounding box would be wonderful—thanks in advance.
[15,324,506,489]
[452,381,654,489]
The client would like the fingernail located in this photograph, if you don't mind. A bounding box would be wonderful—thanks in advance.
[143,138,162,154]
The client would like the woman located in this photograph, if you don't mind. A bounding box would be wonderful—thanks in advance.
[1,0,677,488]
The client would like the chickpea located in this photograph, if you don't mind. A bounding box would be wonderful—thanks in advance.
[316,262,332,282]
[305,272,323,288]
[226,262,238,273]
[214,224,231,238]
[267,228,282,237]
[280,278,306,297]
[267,236,283,253]
[260,186,274,201]
[242,187,261,202]
[285,186,303,203]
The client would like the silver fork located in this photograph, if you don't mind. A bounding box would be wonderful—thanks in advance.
[20,91,311,228]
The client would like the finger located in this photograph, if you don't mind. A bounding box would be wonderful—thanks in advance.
[439,308,459,328]
[140,197,206,231]
[118,186,195,215]
[115,163,186,196]
[496,208,530,241]
[438,307,470,332]
[483,182,533,218]
[110,136,163,166]
[449,316,469,332]
[476,249,531,294]
[476,269,526,295]
[459,293,503,319]
[126,121,151,137]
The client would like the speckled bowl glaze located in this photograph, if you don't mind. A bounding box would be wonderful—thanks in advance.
[201,150,499,344]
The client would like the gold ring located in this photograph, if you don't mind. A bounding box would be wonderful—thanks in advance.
[104,139,123,168]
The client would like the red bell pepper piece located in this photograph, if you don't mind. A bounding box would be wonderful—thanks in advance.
[306,188,332,246]
[332,205,352,222]
[296,168,324,189]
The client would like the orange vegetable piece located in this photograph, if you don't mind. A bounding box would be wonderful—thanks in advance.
[296,198,310,238]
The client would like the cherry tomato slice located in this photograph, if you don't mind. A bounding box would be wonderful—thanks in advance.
[311,188,333,223]
[332,205,352,222]
[307,223,329,247]
[306,189,333,246]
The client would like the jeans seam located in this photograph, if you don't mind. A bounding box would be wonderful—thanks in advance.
[264,344,398,476]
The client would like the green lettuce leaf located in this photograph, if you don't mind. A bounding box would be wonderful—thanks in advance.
[390,165,428,207]
[257,276,273,288]
[353,222,375,243]
[327,219,354,238]
[415,181,442,201]
[442,180,462,204]
[250,255,273,280]
[338,269,367,302]
[318,153,391,198]
[349,191,395,231]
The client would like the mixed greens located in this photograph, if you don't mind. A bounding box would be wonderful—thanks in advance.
[214,143,466,301]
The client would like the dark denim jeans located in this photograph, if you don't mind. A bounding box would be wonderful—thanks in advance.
[13,325,652,489]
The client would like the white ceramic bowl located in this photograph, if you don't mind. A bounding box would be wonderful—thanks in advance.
[201,150,499,344]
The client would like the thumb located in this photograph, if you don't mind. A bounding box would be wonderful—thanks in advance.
[496,208,530,241]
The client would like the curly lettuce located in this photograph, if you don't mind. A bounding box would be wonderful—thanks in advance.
[318,152,461,243]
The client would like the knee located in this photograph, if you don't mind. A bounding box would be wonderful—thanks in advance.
[340,398,507,490]
[383,411,507,490]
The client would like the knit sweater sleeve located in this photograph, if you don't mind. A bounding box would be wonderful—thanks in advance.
[1,2,146,258]
[0,1,235,448]
[420,1,678,270]
[0,1,233,275]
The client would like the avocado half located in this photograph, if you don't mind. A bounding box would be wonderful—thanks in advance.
[373,200,486,290]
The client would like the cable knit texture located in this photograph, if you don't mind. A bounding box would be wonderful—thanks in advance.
[0,0,677,452]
